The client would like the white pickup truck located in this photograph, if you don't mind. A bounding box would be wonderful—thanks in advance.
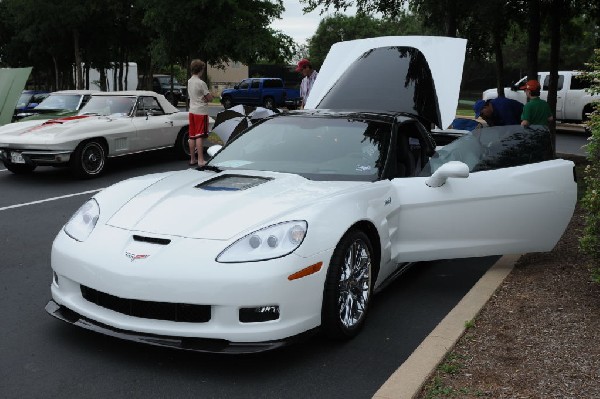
[482,71,598,122]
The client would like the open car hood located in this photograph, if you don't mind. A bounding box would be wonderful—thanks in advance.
[305,36,466,130]
[0,67,32,126]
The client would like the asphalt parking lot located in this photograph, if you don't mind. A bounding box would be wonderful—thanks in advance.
[0,150,500,398]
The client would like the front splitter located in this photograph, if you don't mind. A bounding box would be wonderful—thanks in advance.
[45,300,316,354]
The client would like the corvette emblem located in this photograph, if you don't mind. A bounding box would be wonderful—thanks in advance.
[125,252,150,262]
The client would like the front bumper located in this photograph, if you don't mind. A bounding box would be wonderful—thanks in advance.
[0,148,72,165]
[50,226,331,347]
[45,300,316,353]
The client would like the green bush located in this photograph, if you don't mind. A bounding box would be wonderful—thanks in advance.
[579,49,600,283]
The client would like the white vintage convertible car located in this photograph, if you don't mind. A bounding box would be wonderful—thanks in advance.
[0,91,192,178]
[45,37,577,353]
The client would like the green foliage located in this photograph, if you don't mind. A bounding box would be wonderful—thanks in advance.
[307,11,424,67]
[579,48,600,283]
[0,0,294,89]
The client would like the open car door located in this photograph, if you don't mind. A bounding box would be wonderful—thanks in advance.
[388,125,577,263]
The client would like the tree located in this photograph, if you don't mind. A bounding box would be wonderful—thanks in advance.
[579,48,600,283]
[307,12,423,67]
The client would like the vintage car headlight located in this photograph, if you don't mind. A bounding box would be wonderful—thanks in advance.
[64,199,100,242]
[216,221,307,263]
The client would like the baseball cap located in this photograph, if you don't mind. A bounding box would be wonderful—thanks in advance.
[295,59,310,72]
[519,79,541,91]
[473,99,487,118]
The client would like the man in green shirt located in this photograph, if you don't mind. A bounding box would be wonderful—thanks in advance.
[520,79,553,126]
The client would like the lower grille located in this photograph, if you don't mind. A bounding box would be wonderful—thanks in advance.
[80,285,211,323]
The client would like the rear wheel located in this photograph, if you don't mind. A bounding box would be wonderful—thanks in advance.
[582,104,594,122]
[263,96,275,109]
[3,160,36,174]
[174,126,190,159]
[322,229,373,340]
[70,140,106,178]
[222,96,233,109]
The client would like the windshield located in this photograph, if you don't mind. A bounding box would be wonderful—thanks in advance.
[79,96,136,116]
[16,93,33,108]
[35,94,81,111]
[209,115,391,181]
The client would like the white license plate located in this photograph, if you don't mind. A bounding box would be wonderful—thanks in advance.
[10,152,25,164]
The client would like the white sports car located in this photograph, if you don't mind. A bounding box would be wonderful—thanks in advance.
[45,37,577,353]
[0,91,192,178]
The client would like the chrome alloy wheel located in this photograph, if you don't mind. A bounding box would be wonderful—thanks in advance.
[337,238,372,328]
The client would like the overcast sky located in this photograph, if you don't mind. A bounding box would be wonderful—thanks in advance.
[271,0,357,45]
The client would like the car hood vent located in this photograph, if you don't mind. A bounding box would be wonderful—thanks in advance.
[196,174,272,191]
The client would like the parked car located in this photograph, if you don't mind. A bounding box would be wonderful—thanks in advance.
[45,36,576,353]
[482,70,599,122]
[13,90,50,121]
[14,90,96,122]
[152,74,188,106]
[220,78,301,110]
[0,91,196,178]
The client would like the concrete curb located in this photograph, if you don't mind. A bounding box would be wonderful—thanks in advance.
[372,254,520,399]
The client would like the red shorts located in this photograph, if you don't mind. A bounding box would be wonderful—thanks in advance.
[189,113,209,139]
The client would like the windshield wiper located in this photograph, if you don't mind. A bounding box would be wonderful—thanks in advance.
[197,164,222,173]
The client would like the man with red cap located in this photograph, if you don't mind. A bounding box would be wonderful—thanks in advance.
[296,58,318,109]
[520,79,553,126]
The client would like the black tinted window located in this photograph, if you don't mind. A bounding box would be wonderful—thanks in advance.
[543,75,564,90]
[263,79,282,88]
[251,80,260,89]
[316,46,440,127]
[570,76,590,90]
[421,125,553,175]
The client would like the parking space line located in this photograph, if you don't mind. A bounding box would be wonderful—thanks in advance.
[0,189,103,212]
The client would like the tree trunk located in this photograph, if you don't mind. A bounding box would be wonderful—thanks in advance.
[493,31,505,97]
[73,29,84,90]
[445,0,457,37]
[52,55,59,91]
[547,0,563,156]
[525,0,541,81]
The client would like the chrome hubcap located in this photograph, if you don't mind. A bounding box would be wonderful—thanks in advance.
[82,144,104,174]
[337,239,371,328]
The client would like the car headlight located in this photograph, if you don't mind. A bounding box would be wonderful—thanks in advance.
[216,221,307,263]
[64,199,100,242]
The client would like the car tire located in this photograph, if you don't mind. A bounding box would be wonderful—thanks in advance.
[222,96,233,109]
[3,160,36,174]
[174,126,191,159]
[582,104,594,122]
[263,97,275,109]
[321,229,373,340]
[70,140,106,178]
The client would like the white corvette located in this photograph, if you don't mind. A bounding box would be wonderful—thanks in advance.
[46,37,577,353]
[0,91,192,178]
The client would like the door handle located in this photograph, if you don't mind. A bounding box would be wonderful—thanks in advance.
[164,121,173,126]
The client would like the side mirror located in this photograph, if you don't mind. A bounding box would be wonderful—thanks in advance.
[426,161,469,188]
[207,145,222,157]
[234,84,240,89]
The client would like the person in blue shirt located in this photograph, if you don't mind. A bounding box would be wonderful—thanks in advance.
[473,97,524,126]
